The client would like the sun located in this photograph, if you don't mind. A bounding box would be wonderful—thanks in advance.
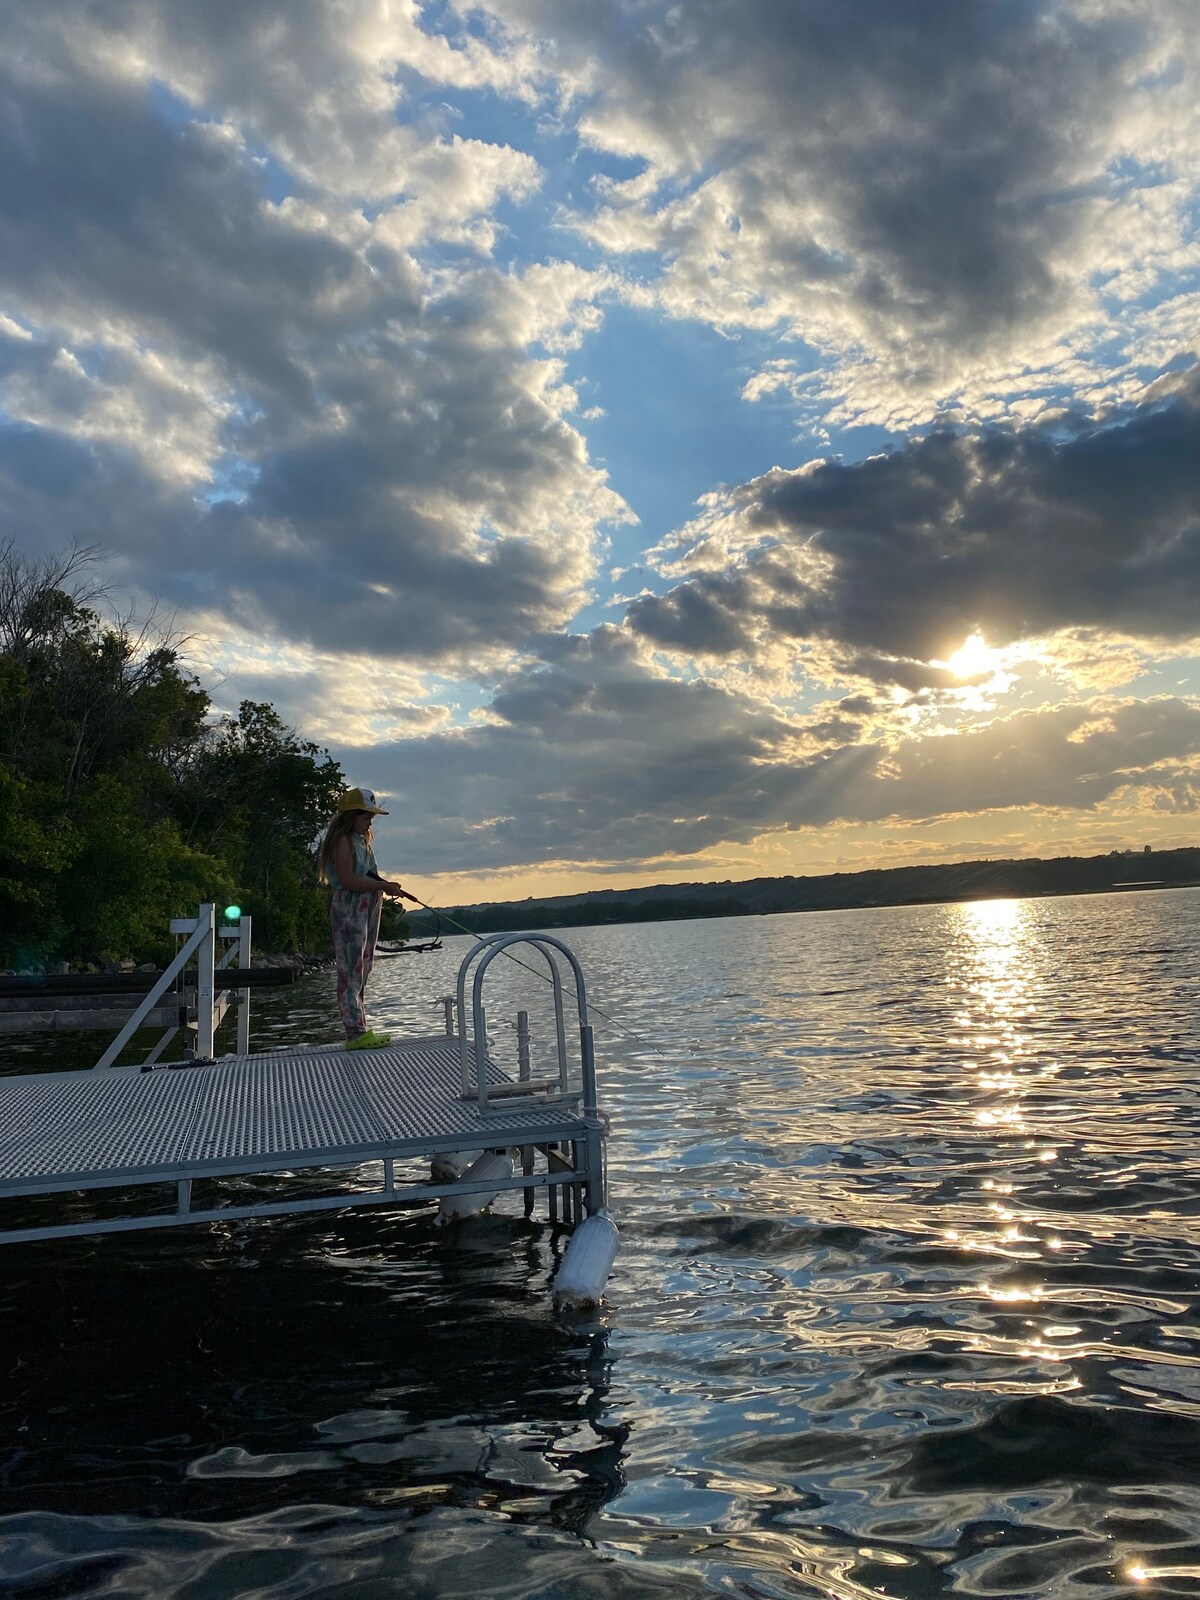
[945,631,1000,679]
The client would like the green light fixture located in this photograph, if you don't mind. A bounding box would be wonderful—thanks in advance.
[224,904,242,921]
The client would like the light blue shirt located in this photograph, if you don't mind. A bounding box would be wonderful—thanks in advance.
[326,832,378,890]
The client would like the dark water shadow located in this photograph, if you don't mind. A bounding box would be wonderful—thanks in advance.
[0,1209,651,1598]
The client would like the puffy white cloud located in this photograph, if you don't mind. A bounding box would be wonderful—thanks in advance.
[4,0,542,204]
[0,326,231,486]
[0,3,628,662]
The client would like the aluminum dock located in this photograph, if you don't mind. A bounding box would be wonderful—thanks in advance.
[0,929,616,1299]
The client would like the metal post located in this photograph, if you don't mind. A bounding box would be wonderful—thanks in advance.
[196,903,216,1059]
[456,987,471,1096]
[580,1023,605,1214]
[476,1005,488,1107]
[440,995,456,1037]
[236,914,252,1055]
[517,1010,530,1081]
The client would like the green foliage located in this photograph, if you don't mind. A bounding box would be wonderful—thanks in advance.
[64,776,230,965]
[0,766,78,964]
[177,700,344,953]
[0,546,345,967]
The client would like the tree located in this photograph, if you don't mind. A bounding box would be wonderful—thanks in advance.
[179,700,345,952]
[0,543,344,966]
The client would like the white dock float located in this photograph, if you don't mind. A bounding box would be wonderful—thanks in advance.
[0,932,618,1303]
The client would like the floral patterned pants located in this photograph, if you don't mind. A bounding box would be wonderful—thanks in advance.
[330,889,382,1039]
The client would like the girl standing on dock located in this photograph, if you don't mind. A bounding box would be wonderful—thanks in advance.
[319,788,412,1050]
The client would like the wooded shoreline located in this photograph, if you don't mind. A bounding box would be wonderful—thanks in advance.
[420,847,1200,936]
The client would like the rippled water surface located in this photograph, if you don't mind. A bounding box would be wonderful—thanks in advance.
[5,890,1200,1597]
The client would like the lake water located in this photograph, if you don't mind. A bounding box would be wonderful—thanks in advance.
[4,890,1200,1598]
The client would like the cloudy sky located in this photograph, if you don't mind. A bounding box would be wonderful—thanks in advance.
[3,0,1200,901]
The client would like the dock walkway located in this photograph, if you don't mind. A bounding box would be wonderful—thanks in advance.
[0,1034,595,1244]
[0,932,612,1265]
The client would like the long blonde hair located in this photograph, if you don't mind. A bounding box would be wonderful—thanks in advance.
[318,810,371,885]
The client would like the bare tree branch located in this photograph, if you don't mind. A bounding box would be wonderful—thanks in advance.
[0,538,107,660]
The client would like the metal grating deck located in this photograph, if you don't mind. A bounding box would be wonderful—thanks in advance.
[0,1036,588,1204]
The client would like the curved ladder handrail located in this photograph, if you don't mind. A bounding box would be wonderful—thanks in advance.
[455,932,594,1112]
[456,936,566,1100]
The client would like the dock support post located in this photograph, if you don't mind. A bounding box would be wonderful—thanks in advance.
[236,914,252,1055]
[476,1006,488,1107]
[517,1011,530,1081]
[580,1023,606,1215]
[177,1180,191,1216]
[195,903,217,1059]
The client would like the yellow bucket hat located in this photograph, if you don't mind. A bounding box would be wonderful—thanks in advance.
[337,786,389,815]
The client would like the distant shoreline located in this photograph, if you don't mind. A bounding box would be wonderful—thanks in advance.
[408,847,1200,937]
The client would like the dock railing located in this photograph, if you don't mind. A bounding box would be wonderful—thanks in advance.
[93,903,252,1069]
[455,932,598,1114]
[454,931,605,1216]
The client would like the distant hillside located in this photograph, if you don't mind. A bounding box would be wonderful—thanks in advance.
[409,847,1200,936]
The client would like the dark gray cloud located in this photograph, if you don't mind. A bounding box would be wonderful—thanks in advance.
[369,628,869,869]
[840,695,1200,824]
[621,570,756,657]
[628,368,1200,672]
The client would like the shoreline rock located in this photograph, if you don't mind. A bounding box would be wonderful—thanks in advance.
[250,953,333,972]
[2,953,335,978]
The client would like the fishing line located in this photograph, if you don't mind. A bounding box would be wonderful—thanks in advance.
[398,892,664,1056]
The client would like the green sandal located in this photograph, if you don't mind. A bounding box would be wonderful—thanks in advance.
[346,1029,391,1050]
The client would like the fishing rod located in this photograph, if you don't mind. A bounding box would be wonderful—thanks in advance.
[389,887,664,1056]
